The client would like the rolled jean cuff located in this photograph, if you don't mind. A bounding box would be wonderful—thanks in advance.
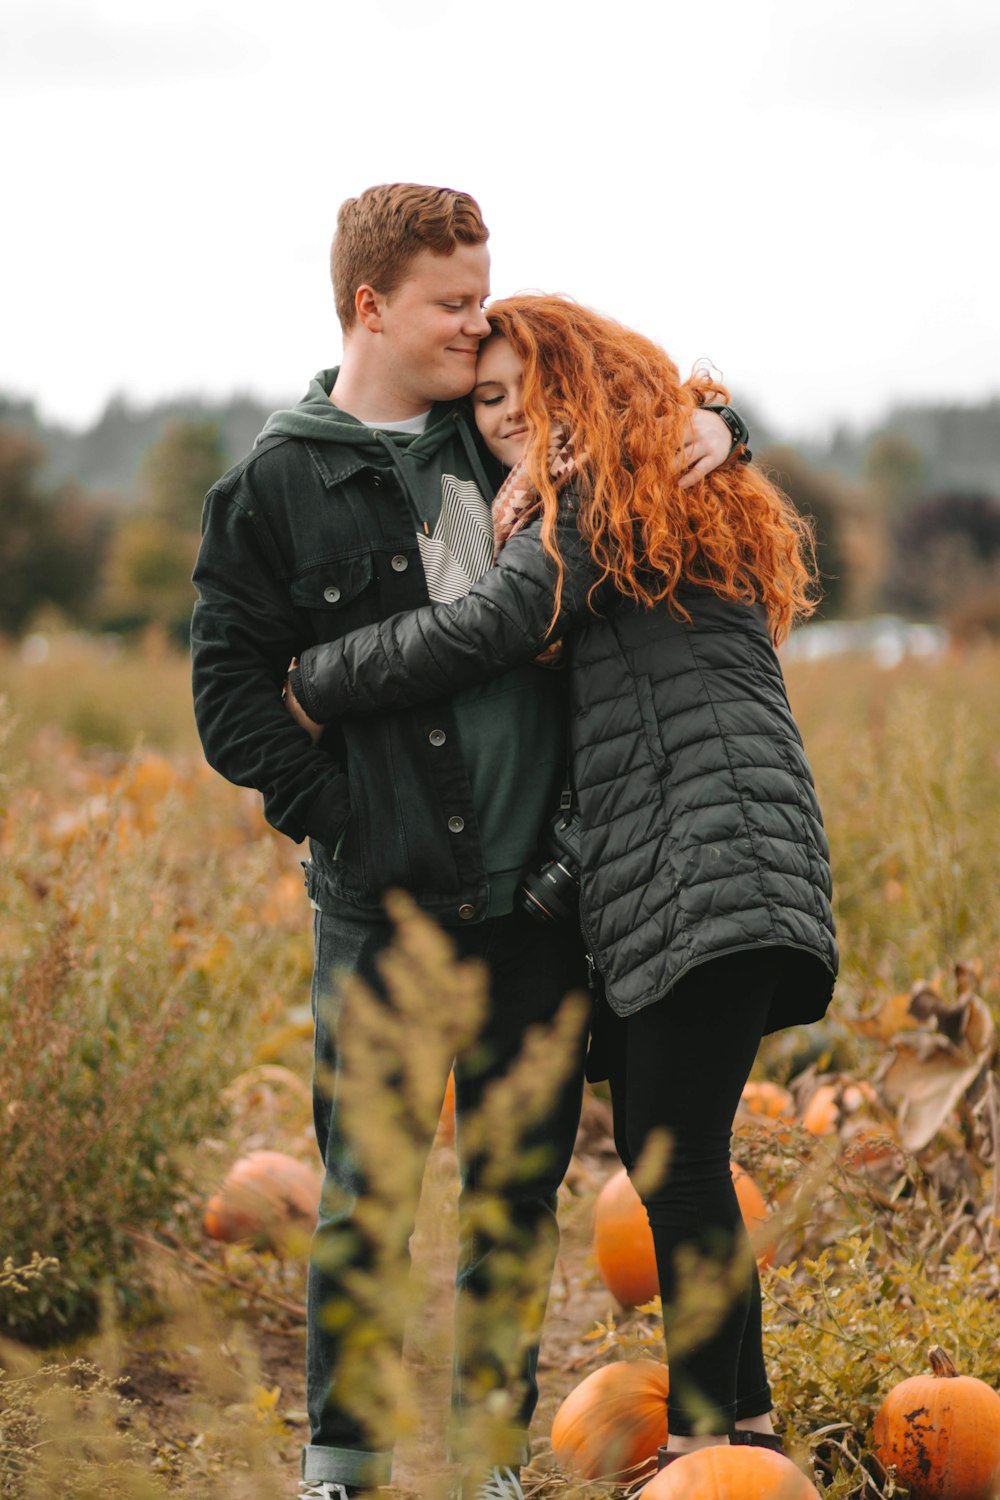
[301,1442,393,1489]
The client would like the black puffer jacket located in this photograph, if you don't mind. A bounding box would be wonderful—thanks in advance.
[292,515,838,1028]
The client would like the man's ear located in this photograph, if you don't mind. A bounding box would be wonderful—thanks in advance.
[355,284,384,333]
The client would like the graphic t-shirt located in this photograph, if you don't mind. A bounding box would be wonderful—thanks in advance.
[363,413,566,915]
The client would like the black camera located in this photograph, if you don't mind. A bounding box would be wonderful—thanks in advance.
[518,807,582,924]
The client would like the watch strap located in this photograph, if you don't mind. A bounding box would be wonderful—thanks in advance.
[704,404,752,463]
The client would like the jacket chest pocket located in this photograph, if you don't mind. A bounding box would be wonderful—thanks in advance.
[635,674,672,778]
[290,555,376,640]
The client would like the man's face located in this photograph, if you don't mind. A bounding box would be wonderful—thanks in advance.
[376,243,492,404]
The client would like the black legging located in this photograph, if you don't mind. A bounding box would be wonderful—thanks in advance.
[603,947,787,1435]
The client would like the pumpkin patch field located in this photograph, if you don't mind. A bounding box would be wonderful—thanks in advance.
[1,635,999,1500]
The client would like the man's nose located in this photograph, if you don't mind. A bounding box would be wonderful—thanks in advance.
[464,305,491,338]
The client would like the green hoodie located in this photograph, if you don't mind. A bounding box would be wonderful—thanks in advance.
[262,371,568,916]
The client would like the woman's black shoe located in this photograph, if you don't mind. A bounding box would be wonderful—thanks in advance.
[730,1430,785,1452]
[656,1445,682,1468]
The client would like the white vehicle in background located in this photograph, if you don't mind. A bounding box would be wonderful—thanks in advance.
[781,615,948,669]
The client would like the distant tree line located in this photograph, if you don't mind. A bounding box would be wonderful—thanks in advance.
[0,417,226,642]
[0,391,273,500]
[1,391,999,645]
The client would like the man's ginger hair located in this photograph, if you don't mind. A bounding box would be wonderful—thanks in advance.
[331,183,489,331]
[485,295,820,646]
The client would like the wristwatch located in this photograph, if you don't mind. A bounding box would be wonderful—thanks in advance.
[704,404,752,464]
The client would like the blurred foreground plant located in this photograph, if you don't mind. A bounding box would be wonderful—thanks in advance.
[317,889,589,1495]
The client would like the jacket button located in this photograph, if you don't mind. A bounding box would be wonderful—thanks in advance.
[390,554,409,572]
[429,729,447,746]
[323,585,341,604]
[458,904,476,920]
[371,474,382,487]
[447,815,465,834]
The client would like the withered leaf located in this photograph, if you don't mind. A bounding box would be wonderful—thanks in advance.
[879,991,996,1152]
[843,989,914,1042]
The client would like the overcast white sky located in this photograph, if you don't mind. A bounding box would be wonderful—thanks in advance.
[2,0,998,438]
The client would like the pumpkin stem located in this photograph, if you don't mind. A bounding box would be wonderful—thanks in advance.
[928,1345,958,1378]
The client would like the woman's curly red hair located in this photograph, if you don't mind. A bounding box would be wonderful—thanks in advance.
[484,294,818,644]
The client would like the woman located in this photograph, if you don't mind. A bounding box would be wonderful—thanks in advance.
[287,296,837,1473]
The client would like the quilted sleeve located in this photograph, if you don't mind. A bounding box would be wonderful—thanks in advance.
[291,513,599,721]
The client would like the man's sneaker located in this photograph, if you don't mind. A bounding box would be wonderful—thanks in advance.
[298,1483,360,1499]
[451,1465,525,1500]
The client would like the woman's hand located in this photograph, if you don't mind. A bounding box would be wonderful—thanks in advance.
[679,407,734,488]
[283,660,324,743]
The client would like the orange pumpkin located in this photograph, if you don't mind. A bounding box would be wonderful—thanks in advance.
[643,1445,821,1498]
[872,1346,1000,1500]
[801,1078,899,1172]
[732,1162,774,1268]
[204,1149,322,1246]
[593,1168,659,1307]
[593,1164,772,1307]
[802,1077,882,1137]
[734,1086,797,1128]
[739,1081,796,1125]
[551,1358,669,1479]
[801,1082,839,1135]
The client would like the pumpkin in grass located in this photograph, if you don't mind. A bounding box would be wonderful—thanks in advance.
[732,1161,774,1267]
[204,1149,322,1246]
[593,1164,773,1307]
[871,1346,1000,1500]
[551,1358,669,1479]
[801,1078,900,1172]
[737,1081,797,1138]
[801,1077,881,1137]
[643,1445,821,1499]
[800,1081,839,1135]
[741,1081,795,1120]
[593,1168,659,1306]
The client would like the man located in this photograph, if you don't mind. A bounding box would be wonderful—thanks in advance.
[191,183,737,1500]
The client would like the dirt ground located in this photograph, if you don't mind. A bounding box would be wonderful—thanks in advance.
[113,1088,626,1498]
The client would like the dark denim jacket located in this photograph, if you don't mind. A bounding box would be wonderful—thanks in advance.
[191,424,498,925]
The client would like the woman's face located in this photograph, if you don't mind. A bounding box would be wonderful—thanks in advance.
[472,335,530,467]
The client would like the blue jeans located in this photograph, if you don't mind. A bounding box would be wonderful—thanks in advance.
[302,897,588,1490]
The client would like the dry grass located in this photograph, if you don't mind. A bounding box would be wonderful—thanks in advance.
[1,632,998,1498]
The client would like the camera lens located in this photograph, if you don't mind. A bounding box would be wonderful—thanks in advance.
[517,810,582,924]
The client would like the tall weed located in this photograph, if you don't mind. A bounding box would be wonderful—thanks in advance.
[0,710,310,1338]
[785,648,1000,1002]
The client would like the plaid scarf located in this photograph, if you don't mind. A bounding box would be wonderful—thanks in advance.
[489,427,581,664]
[490,427,580,556]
